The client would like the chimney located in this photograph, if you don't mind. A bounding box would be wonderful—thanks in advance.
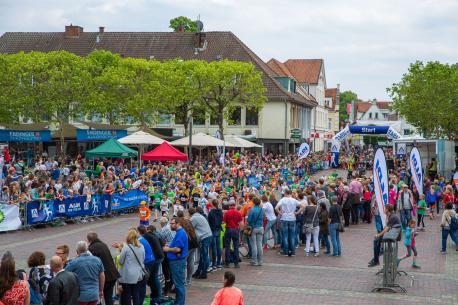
[65,24,83,38]
[178,24,185,32]
[99,26,105,34]
[194,32,207,49]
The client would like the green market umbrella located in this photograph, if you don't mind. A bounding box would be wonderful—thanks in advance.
[85,138,138,159]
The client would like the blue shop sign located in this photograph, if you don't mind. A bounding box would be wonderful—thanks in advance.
[77,129,127,141]
[0,130,51,142]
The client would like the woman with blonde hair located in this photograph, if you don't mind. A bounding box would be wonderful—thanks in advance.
[117,229,145,305]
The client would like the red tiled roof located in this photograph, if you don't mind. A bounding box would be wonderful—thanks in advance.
[0,30,315,107]
[356,101,372,113]
[266,58,294,78]
[325,88,337,110]
[376,101,391,109]
[283,59,323,84]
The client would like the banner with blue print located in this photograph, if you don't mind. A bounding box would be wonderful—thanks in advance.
[76,129,127,141]
[27,200,55,224]
[53,194,110,218]
[111,189,148,211]
[0,130,51,142]
[331,152,340,168]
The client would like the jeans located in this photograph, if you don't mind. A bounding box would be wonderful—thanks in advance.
[363,201,371,223]
[441,227,458,252]
[281,220,296,255]
[373,236,383,263]
[343,209,351,226]
[351,205,359,224]
[224,228,239,265]
[103,280,116,305]
[196,236,212,277]
[374,215,383,233]
[319,231,330,254]
[186,248,197,284]
[400,209,412,229]
[305,226,320,254]
[120,282,141,305]
[250,227,264,264]
[149,258,163,301]
[296,220,305,245]
[211,230,222,268]
[263,219,278,246]
[417,214,425,228]
[169,259,186,305]
[328,223,341,255]
[358,203,364,220]
[138,262,152,305]
[161,257,172,295]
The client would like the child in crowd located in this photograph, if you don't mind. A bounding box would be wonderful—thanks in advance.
[416,194,427,230]
[173,198,184,217]
[139,201,151,226]
[398,219,420,269]
[160,194,171,217]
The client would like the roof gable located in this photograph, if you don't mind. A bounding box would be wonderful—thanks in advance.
[283,59,323,84]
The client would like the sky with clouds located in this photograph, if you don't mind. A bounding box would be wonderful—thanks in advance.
[1,0,457,100]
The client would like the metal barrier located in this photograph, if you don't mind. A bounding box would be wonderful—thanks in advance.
[372,225,413,293]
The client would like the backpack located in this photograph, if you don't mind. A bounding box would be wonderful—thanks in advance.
[449,215,458,231]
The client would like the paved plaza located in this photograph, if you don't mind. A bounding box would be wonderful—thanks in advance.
[1,170,457,305]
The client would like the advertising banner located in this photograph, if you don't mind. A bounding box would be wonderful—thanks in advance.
[409,147,423,195]
[27,200,55,224]
[111,189,149,211]
[0,130,51,142]
[53,194,110,218]
[76,129,127,141]
[297,143,310,160]
[397,143,406,156]
[454,172,458,192]
[373,148,388,227]
[0,204,22,232]
[349,125,389,134]
[334,126,351,142]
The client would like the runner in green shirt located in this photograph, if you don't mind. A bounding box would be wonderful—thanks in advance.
[416,194,428,231]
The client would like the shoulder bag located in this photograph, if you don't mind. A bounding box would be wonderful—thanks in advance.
[243,208,262,237]
[127,244,150,282]
[303,206,318,234]
[336,205,345,233]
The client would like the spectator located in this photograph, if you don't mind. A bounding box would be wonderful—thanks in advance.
[207,199,223,271]
[303,196,320,257]
[189,207,212,279]
[328,196,343,256]
[210,271,243,305]
[27,251,53,302]
[0,253,30,305]
[177,212,199,286]
[223,200,243,268]
[140,225,165,302]
[163,217,188,305]
[275,189,302,257]
[86,232,120,305]
[115,229,145,305]
[440,202,458,254]
[44,256,79,305]
[318,202,330,255]
[247,197,264,266]
[54,245,71,268]
[65,241,105,305]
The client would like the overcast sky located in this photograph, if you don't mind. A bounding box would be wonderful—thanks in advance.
[1,0,457,100]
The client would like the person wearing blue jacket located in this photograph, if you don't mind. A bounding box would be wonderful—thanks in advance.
[247,197,265,266]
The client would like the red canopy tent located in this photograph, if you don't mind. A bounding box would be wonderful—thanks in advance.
[141,141,188,162]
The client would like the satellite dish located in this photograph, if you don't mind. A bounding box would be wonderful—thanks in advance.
[196,20,204,32]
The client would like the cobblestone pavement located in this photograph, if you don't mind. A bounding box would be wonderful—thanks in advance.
[2,169,457,305]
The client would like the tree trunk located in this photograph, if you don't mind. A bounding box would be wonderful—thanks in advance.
[59,122,65,163]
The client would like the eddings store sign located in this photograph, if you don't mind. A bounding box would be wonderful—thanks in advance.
[76,129,127,141]
[0,130,51,142]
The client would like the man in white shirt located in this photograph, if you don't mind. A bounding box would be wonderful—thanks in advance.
[275,189,302,256]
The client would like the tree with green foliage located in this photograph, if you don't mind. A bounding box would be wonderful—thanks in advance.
[163,59,206,135]
[86,50,127,124]
[0,54,22,123]
[339,90,357,125]
[195,60,267,138]
[9,51,90,159]
[169,16,198,32]
[388,61,458,139]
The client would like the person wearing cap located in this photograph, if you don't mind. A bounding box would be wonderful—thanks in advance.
[139,201,151,226]
[397,184,414,230]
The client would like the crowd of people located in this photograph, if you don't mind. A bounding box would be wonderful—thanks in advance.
[1,145,457,305]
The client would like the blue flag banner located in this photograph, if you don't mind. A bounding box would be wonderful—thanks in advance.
[111,189,148,211]
[76,129,127,141]
[27,200,55,224]
[331,152,340,168]
[0,130,51,142]
[54,194,111,218]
